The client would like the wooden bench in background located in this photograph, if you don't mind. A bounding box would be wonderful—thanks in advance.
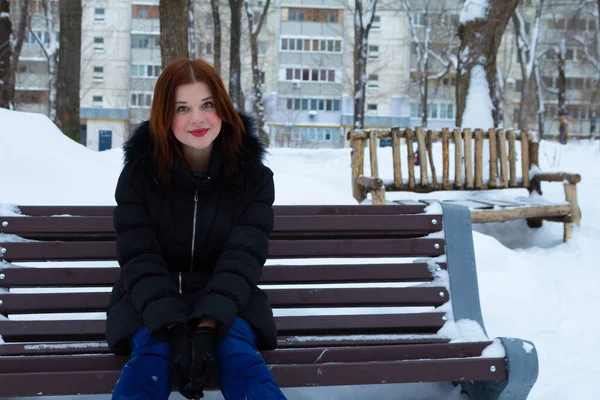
[348,127,582,241]
[0,203,538,399]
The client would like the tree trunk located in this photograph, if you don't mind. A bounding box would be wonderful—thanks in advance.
[228,0,243,110]
[56,0,82,142]
[210,0,222,75]
[421,58,429,127]
[456,0,519,128]
[493,66,505,128]
[1,0,29,110]
[188,0,196,59]
[246,0,272,146]
[557,39,568,144]
[159,0,189,68]
[353,0,377,130]
[0,0,12,109]
[41,0,58,123]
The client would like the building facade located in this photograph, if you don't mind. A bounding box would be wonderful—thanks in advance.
[10,0,598,151]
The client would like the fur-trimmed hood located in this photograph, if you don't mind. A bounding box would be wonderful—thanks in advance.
[122,111,268,188]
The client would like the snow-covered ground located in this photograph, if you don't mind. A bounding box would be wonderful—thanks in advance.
[1,108,599,400]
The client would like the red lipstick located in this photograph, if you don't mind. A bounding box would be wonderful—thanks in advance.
[189,128,209,138]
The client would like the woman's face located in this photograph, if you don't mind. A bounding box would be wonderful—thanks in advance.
[171,81,222,156]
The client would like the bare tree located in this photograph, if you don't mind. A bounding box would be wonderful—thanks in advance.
[0,0,29,110]
[159,0,189,67]
[229,0,243,110]
[353,0,378,130]
[244,0,271,145]
[555,38,568,143]
[188,0,196,59]
[512,0,544,133]
[30,0,59,122]
[210,0,222,74]
[56,0,82,142]
[404,0,458,127]
[0,0,12,108]
[575,0,600,138]
[457,0,519,129]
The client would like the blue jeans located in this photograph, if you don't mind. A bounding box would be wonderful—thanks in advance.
[112,318,287,400]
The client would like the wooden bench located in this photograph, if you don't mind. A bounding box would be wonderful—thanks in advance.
[348,127,582,241]
[0,203,538,398]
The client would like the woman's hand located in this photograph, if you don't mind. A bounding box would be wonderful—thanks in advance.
[180,326,217,399]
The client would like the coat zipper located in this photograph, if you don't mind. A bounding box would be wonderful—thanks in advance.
[190,190,199,271]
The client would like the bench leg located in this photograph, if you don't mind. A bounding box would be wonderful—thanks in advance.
[461,337,539,400]
[371,189,386,204]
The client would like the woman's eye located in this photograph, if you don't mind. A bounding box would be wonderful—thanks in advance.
[177,106,188,112]
[202,102,214,108]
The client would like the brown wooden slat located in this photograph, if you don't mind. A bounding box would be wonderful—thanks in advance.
[15,206,115,217]
[0,342,491,374]
[0,358,507,396]
[0,335,452,356]
[0,216,114,235]
[0,313,446,341]
[0,287,449,313]
[0,262,446,287]
[16,204,428,217]
[1,238,445,261]
[2,214,442,239]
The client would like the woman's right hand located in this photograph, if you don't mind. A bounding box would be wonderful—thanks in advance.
[168,324,193,394]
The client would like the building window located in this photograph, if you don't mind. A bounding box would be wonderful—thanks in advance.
[368,45,379,59]
[284,68,337,83]
[368,74,378,89]
[284,97,340,112]
[280,37,342,54]
[94,8,105,23]
[372,15,381,29]
[258,41,267,56]
[130,64,162,78]
[130,92,153,108]
[367,104,378,115]
[93,37,104,52]
[93,66,104,82]
[410,103,454,120]
[284,8,342,23]
[92,95,103,108]
[132,5,159,19]
[27,30,50,45]
[131,35,160,49]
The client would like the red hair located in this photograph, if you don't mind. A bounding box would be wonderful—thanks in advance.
[149,58,244,185]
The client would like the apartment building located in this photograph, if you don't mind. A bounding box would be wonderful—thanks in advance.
[11,0,598,151]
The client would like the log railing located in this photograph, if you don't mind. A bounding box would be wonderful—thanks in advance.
[348,128,540,204]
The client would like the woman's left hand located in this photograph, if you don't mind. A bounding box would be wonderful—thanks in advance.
[180,326,217,399]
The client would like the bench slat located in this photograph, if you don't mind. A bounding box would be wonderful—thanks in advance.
[0,358,506,396]
[0,313,445,341]
[0,238,445,261]
[0,335,452,356]
[15,204,428,217]
[1,214,442,237]
[0,263,445,286]
[1,342,492,374]
[0,287,449,313]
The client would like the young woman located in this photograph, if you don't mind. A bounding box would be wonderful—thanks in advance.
[106,58,286,400]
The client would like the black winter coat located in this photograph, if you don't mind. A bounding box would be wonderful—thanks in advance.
[105,113,277,355]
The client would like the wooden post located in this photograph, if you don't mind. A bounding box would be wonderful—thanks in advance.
[369,130,379,178]
[563,183,581,242]
[463,128,473,189]
[442,128,451,189]
[497,129,509,188]
[474,129,483,189]
[507,130,517,187]
[426,130,438,189]
[453,128,463,189]
[350,136,366,203]
[406,129,416,189]
[391,127,402,189]
[489,129,498,188]
[416,127,429,186]
[520,130,530,188]
[529,137,541,195]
